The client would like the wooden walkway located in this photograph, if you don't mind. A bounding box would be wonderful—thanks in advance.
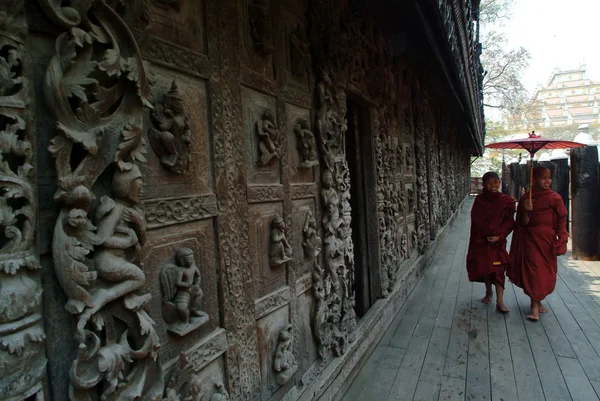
[342,197,600,401]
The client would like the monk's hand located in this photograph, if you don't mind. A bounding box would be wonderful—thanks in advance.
[523,199,533,211]
[487,236,500,243]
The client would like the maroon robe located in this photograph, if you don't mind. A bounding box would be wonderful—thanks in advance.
[508,188,568,300]
[467,190,515,286]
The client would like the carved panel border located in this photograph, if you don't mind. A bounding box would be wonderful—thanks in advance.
[290,183,318,199]
[295,274,312,295]
[247,184,284,203]
[280,86,311,109]
[174,328,229,372]
[144,193,218,229]
[141,35,211,79]
[254,286,291,320]
[241,66,277,96]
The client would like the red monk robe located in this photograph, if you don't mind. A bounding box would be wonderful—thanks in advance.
[508,187,568,300]
[467,190,515,286]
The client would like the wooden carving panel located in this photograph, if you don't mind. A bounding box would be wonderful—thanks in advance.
[142,68,212,198]
[249,203,287,298]
[148,0,206,54]
[291,198,318,277]
[287,104,316,184]
[143,222,220,364]
[242,87,281,185]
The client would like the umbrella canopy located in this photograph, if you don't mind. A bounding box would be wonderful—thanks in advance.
[485,131,586,202]
[486,131,586,156]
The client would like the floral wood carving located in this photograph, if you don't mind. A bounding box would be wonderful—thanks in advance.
[273,324,298,385]
[144,194,218,228]
[0,3,46,397]
[256,109,281,166]
[149,80,192,174]
[294,118,319,168]
[269,215,292,267]
[160,248,209,336]
[248,0,273,57]
[41,1,163,400]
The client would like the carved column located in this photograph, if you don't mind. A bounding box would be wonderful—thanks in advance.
[0,2,47,400]
[39,1,163,400]
[206,0,261,398]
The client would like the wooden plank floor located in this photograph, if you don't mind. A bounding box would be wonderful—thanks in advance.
[342,197,600,401]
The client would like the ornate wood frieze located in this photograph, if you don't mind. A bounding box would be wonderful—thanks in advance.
[0,2,47,399]
[247,184,284,203]
[141,35,211,78]
[241,67,277,96]
[290,183,318,199]
[254,286,291,320]
[144,193,218,228]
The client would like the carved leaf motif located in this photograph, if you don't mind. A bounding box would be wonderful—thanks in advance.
[63,45,98,103]
[56,122,100,155]
[0,49,21,95]
[115,124,147,166]
[124,57,153,109]
[99,48,125,78]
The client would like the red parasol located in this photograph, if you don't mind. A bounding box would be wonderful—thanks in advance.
[486,131,586,202]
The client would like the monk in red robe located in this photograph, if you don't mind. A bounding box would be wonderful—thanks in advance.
[467,172,515,313]
[509,166,568,321]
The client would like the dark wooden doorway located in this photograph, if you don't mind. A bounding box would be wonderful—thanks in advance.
[346,100,375,317]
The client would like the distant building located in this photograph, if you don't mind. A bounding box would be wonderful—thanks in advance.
[535,65,600,127]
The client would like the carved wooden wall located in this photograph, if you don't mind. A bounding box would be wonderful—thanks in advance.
[10,0,477,400]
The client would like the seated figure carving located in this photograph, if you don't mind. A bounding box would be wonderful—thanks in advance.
[269,216,293,266]
[160,247,209,336]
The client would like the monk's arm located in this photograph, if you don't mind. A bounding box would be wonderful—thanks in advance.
[554,198,568,246]
[497,206,515,241]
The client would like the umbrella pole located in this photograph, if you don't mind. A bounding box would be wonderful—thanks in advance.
[529,153,534,203]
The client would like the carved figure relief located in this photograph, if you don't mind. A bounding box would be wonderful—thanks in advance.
[149,80,192,174]
[162,354,203,401]
[209,383,230,401]
[0,3,46,397]
[289,23,310,78]
[407,186,415,211]
[302,210,321,260]
[294,118,319,168]
[273,324,298,385]
[311,72,356,358]
[269,215,293,266]
[405,144,414,168]
[160,248,209,336]
[42,1,162,399]
[257,110,281,166]
[249,0,273,57]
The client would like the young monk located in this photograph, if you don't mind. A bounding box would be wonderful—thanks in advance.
[467,171,515,313]
[509,166,568,321]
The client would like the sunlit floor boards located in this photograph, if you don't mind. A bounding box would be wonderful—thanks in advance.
[342,197,600,401]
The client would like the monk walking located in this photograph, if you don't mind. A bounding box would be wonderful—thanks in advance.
[509,166,568,321]
[467,171,515,313]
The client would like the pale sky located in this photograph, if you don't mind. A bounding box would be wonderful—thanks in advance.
[502,0,600,94]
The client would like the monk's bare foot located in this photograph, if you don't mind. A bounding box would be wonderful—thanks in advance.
[527,307,540,321]
[481,292,493,305]
[540,303,549,313]
[496,303,510,313]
